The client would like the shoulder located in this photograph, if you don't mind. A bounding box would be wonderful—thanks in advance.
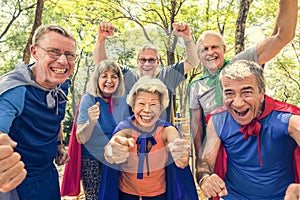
[1,85,26,99]
[0,86,26,115]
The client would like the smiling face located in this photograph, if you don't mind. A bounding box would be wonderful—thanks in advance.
[198,34,226,74]
[137,49,160,77]
[30,31,76,89]
[132,91,162,131]
[222,75,265,125]
[98,70,119,97]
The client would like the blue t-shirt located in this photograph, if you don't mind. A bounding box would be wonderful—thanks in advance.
[212,110,296,200]
[0,85,67,183]
[77,93,128,161]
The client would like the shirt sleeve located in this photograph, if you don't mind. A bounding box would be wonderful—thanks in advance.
[0,86,25,133]
[231,45,259,63]
[189,81,200,110]
[77,94,95,124]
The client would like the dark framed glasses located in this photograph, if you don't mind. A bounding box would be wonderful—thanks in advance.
[138,58,158,64]
[36,45,77,61]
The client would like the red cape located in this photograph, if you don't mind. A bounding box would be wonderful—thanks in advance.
[206,95,300,200]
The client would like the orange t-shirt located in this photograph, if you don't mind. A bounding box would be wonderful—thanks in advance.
[119,126,168,197]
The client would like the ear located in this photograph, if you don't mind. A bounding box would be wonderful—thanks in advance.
[260,88,266,102]
[30,45,38,60]
[223,45,227,53]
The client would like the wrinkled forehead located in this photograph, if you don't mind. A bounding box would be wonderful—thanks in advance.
[200,35,223,47]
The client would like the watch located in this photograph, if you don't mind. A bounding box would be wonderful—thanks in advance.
[58,140,66,145]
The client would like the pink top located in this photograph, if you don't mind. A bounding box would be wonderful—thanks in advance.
[119,126,168,197]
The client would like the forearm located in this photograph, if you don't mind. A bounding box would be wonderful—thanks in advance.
[274,0,297,42]
[184,37,200,74]
[76,121,96,144]
[93,35,108,65]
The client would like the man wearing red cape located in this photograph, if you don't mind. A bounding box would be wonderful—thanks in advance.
[197,60,300,200]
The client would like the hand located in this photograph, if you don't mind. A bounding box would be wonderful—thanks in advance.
[284,183,300,200]
[55,144,70,166]
[200,173,228,198]
[168,138,190,168]
[88,102,100,126]
[104,136,135,164]
[97,22,115,42]
[0,133,27,192]
[172,22,192,41]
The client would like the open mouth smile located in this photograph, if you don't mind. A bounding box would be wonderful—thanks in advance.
[51,67,67,74]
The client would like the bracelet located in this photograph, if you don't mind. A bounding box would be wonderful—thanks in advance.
[184,39,193,46]
[199,174,210,187]
[58,140,66,145]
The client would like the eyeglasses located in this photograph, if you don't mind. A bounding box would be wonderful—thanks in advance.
[138,58,158,64]
[36,45,77,61]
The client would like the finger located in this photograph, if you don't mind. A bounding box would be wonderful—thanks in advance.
[0,145,14,160]
[0,134,17,147]
[0,160,25,186]
[0,165,26,193]
[218,187,228,197]
[0,152,21,172]
[114,136,133,147]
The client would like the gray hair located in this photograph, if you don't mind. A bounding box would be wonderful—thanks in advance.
[220,60,266,93]
[32,24,76,46]
[196,30,225,55]
[126,76,169,110]
[86,59,125,98]
[136,44,160,61]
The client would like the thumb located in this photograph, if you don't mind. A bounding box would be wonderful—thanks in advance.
[127,138,135,147]
[95,102,100,108]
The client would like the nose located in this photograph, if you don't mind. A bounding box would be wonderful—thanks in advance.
[56,54,68,64]
[207,47,214,55]
[232,95,244,107]
[143,104,151,112]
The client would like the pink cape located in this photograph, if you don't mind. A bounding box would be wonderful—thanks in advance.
[60,101,82,196]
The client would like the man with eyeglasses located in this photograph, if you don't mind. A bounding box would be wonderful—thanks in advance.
[0,24,75,200]
[93,21,199,123]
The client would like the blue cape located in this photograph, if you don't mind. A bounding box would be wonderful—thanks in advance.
[98,116,198,200]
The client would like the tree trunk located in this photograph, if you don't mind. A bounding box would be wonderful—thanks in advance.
[235,0,253,54]
[23,0,44,64]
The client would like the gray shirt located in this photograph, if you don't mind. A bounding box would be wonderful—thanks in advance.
[189,46,258,115]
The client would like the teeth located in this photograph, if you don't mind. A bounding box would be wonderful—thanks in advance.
[142,116,151,120]
[207,57,216,61]
[52,67,66,74]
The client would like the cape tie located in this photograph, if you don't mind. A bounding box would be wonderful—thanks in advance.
[240,120,263,166]
[46,86,68,115]
[102,96,113,113]
[202,60,230,107]
[136,134,157,179]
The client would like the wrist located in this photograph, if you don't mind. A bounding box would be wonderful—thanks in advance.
[184,39,193,46]
[58,140,66,145]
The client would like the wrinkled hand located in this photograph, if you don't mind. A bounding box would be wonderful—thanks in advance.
[172,22,191,41]
[88,102,100,126]
[97,21,115,42]
[284,183,300,200]
[104,136,135,164]
[200,173,228,198]
[168,138,190,168]
[0,134,27,192]
[55,145,70,166]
